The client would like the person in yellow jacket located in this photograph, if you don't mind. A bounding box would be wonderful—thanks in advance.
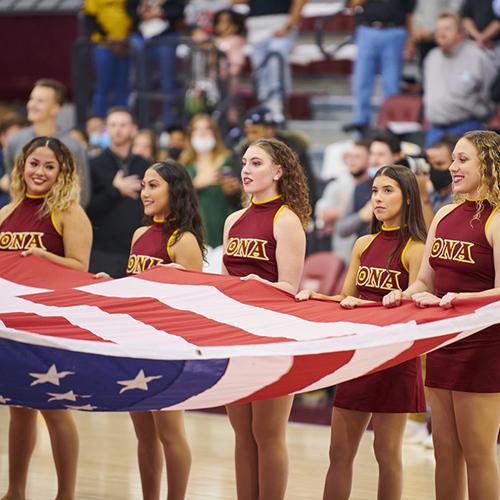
[84,0,132,117]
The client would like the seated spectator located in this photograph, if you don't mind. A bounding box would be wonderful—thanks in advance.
[132,128,158,162]
[84,0,132,117]
[180,113,240,248]
[315,140,371,264]
[423,13,497,147]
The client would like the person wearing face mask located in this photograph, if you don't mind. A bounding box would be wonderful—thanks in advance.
[425,136,455,212]
[180,113,240,248]
[159,124,186,161]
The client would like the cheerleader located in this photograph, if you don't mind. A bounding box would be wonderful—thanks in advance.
[384,130,500,500]
[122,160,203,500]
[297,165,427,500]
[0,136,92,500]
[222,138,310,500]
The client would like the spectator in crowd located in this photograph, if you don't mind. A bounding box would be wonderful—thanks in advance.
[84,0,133,117]
[423,13,497,147]
[213,9,247,125]
[425,135,455,213]
[337,132,406,239]
[181,113,240,248]
[160,124,187,161]
[127,0,186,127]
[234,105,318,209]
[185,0,232,43]
[86,107,149,277]
[315,140,370,263]
[86,115,109,157]
[3,79,90,206]
[0,114,28,208]
[344,0,416,134]
[461,0,500,62]
[132,128,158,162]
[232,0,308,117]
[411,0,462,68]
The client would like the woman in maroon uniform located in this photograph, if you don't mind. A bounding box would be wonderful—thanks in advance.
[0,137,92,500]
[125,160,204,500]
[222,138,310,500]
[385,130,500,500]
[297,165,427,500]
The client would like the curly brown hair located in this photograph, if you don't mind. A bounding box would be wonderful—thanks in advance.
[250,138,311,229]
[453,130,500,220]
[10,136,80,216]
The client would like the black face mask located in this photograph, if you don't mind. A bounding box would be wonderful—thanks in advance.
[166,147,183,161]
[351,168,367,179]
[430,167,452,191]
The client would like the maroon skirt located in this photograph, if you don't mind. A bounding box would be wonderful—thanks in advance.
[334,358,426,413]
[426,324,500,393]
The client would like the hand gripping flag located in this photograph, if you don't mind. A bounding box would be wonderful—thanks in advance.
[0,252,498,411]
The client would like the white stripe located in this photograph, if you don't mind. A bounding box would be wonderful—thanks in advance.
[0,296,195,352]
[79,278,385,339]
[166,356,293,410]
[0,277,49,297]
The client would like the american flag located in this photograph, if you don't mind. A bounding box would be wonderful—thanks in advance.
[0,252,498,411]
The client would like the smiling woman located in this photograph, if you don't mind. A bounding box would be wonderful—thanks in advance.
[0,136,92,500]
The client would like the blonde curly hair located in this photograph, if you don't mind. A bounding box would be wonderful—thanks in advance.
[10,136,80,216]
[248,138,311,229]
[453,130,500,220]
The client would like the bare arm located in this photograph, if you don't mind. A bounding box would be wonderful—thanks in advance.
[169,231,203,272]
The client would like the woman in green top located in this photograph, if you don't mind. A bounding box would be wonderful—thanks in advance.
[181,113,240,247]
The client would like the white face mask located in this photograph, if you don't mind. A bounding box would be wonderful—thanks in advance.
[191,135,216,154]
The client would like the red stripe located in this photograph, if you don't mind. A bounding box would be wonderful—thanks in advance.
[0,312,112,342]
[236,350,355,403]
[22,289,292,346]
[0,252,94,290]
[139,268,498,326]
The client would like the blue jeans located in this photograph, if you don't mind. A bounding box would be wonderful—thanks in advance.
[249,31,295,116]
[425,119,485,147]
[352,25,407,126]
[130,33,178,126]
[92,45,130,118]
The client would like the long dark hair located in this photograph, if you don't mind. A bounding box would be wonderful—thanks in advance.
[370,165,427,267]
[146,160,205,258]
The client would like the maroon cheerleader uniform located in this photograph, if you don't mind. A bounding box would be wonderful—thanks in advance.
[334,227,426,413]
[426,199,500,392]
[126,218,177,275]
[223,195,286,281]
[0,195,64,256]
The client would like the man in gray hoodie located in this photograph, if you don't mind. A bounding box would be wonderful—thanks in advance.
[3,79,90,206]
